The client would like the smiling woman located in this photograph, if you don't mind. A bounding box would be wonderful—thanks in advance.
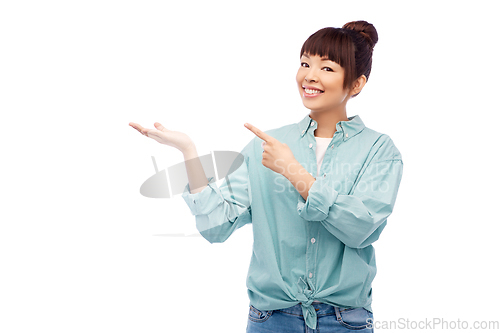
[131,19,403,333]
[186,21,401,333]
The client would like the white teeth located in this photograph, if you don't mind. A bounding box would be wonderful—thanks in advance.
[305,88,322,94]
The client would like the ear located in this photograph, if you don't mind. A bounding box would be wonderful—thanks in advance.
[349,75,367,97]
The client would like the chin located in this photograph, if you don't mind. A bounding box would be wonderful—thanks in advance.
[302,100,324,111]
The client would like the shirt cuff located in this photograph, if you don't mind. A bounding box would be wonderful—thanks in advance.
[297,174,339,221]
[181,176,223,216]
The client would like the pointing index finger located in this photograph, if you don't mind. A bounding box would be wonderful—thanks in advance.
[244,123,274,142]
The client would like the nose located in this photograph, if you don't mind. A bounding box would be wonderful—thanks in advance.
[304,69,318,83]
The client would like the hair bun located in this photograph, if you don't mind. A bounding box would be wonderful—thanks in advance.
[342,20,378,49]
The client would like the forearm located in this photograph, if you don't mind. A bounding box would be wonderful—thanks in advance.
[182,144,209,194]
[284,161,316,201]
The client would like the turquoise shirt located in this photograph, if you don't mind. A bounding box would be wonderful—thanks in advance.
[181,114,403,329]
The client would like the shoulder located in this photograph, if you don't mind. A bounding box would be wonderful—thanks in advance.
[361,127,403,163]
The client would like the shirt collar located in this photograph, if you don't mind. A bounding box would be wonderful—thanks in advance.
[298,113,365,142]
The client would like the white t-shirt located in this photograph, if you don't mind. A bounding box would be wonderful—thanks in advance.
[314,136,333,176]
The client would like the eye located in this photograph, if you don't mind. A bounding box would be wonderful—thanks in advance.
[300,62,309,68]
[322,67,334,72]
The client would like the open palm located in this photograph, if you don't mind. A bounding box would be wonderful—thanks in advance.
[129,122,194,152]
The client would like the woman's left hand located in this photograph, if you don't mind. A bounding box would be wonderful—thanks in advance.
[244,123,298,176]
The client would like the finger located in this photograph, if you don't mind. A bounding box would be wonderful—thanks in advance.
[154,122,166,131]
[130,122,145,134]
[129,123,149,136]
[244,123,274,142]
[129,122,142,131]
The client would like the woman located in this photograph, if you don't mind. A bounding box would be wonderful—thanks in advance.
[130,20,403,333]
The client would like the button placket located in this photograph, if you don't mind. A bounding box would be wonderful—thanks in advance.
[320,131,343,176]
[303,129,317,180]
[305,218,320,292]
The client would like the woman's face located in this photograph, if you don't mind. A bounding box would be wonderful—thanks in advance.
[296,53,351,114]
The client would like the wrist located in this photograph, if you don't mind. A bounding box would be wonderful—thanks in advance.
[182,142,197,157]
[284,160,303,179]
[284,160,316,201]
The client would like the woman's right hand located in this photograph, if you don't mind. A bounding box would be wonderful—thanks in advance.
[129,122,194,153]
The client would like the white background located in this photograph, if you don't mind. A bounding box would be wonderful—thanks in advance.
[1,0,499,332]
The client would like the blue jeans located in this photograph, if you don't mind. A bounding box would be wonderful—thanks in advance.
[246,302,374,333]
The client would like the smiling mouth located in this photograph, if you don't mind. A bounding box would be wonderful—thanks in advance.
[302,86,324,96]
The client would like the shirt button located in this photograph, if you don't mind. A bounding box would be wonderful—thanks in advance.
[309,272,313,278]
[309,143,313,148]
[311,121,315,126]
[193,199,196,204]
[345,132,349,138]
[311,238,316,244]
[323,173,326,178]
[301,130,305,135]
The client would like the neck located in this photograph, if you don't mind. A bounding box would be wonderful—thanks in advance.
[310,110,349,138]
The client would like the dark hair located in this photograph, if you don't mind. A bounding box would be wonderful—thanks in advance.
[300,21,378,97]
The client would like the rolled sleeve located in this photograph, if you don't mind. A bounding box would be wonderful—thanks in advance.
[297,174,339,221]
[325,159,403,248]
[181,176,224,216]
[180,142,253,244]
[297,158,403,248]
